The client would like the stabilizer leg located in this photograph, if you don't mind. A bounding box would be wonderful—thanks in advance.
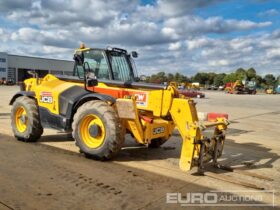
[170,98,201,171]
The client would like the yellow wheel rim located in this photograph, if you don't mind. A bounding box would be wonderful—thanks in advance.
[15,106,28,133]
[80,114,106,149]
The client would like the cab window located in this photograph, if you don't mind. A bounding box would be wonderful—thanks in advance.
[110,52,132,81]
[75,50,110,80]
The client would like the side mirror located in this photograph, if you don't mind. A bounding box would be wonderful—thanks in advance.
[131,51,138,58]
[86,78,98,87]
[73,52,84,65]
[86,72,98,87]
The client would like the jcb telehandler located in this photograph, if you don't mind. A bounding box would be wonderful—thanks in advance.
[10,45,229,172]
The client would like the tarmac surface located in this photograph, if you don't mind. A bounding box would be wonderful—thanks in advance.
[0,86,279,210]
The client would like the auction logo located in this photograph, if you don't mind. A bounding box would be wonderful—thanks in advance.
[166,191,275,207]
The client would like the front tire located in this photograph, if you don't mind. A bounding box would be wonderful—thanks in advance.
[11,96,43,142]
[72,100,124,160]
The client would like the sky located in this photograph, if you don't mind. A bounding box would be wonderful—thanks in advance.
[0,0,280,76]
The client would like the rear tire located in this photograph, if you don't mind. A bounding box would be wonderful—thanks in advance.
[11,96,43,142]
[72,100,124,160]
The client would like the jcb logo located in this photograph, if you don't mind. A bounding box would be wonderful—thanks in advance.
[40,92,53,103]
[40,96,53,103]
[153,127,165,135]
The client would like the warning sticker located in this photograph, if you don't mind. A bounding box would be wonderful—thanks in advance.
[134,92,148,107]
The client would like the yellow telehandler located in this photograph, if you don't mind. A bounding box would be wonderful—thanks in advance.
[10,45,229,172]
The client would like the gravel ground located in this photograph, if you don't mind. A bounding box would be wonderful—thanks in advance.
[0,86,279,210]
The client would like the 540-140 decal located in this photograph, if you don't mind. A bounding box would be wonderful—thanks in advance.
[40,92,53,103]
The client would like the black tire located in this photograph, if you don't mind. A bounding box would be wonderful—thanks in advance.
[11,96,43,142]
[148,138,167,148]
[72,100,124,160]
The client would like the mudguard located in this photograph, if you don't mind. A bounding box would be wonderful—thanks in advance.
[41,86,115,131]
[59,86,115,118]
[9,91,36,105]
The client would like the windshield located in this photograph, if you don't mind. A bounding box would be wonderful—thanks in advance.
[109,52,133,81]
[74,49,135,82]
[75,50,110,79]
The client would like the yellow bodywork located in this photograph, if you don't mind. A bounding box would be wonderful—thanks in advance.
[24,74,229,171]
[24,74,83,115]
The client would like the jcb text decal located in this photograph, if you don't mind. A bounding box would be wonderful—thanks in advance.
[153,127,165,135]
[40,92,53,103]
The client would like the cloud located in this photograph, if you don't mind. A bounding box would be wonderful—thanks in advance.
[0,0,279,76]
[165,16,271,36]
[3,0,272,48]
[157,0,222,17]
[0,27,12,42]
[258,9,279,17]
[183,32,280,75]
[208,59,230,66]
[186,38,212,50]
[0,0,33,12]
[11,27,78,49]
[168,42,182,51]
[6,0,138,29]
[266,48,280,59]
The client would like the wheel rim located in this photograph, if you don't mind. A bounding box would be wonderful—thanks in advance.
[79,114,106,148]
[15,106,28,133]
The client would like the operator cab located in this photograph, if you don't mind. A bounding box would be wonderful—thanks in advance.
[56,44,165,90]
[73,46,139,82]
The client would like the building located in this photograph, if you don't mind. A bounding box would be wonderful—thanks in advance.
[0,52,74,83]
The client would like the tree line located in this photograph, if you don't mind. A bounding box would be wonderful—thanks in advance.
[142,68,280,88]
